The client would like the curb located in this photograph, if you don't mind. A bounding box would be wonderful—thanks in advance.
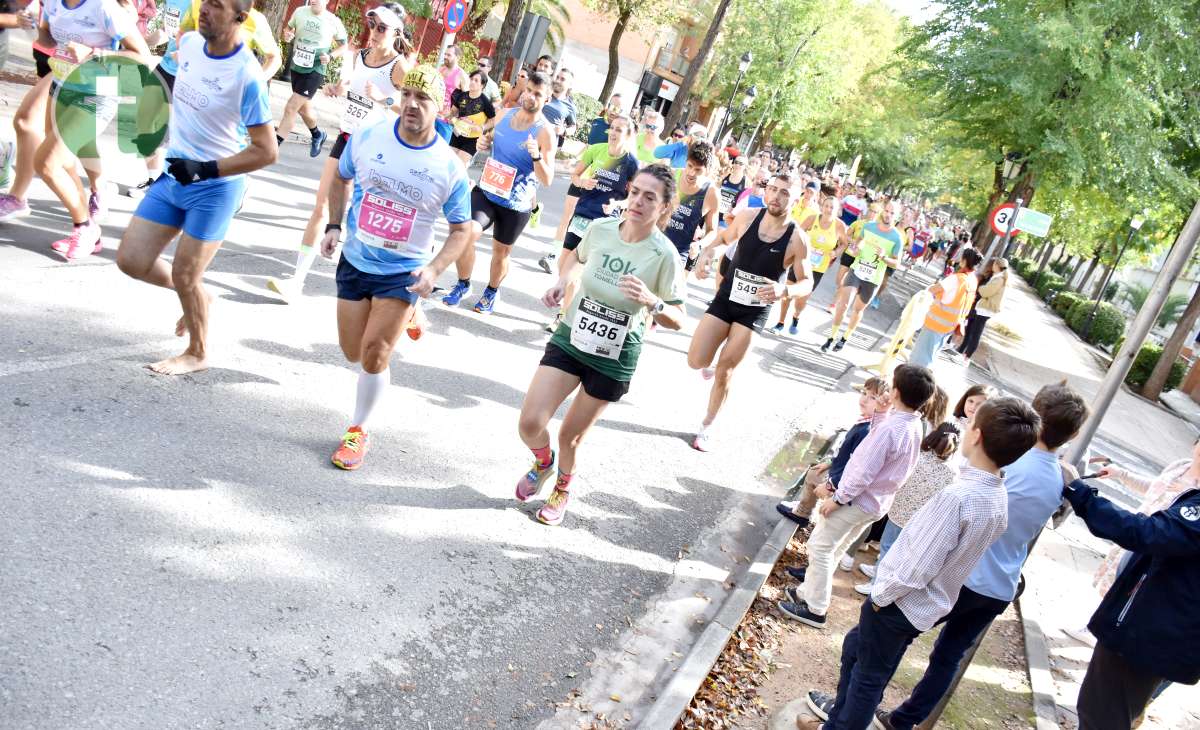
[637,512,799,729]
[1015,596,1061,730]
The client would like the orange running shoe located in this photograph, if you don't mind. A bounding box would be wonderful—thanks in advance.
[331,426,370,470]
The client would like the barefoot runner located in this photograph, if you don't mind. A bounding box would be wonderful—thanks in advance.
[115,0,278,375]
[515,165,685,525]
[315,64,471,470]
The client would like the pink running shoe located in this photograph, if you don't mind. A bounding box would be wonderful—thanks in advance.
[516,451,556,502]
[701,367,715,380]
[536,484,571,526]
[0,193,31,221]
[54,221,102,261]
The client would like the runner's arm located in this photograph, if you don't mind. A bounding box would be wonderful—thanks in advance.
[216,121,278,177]
[784,230,814,298]
[693,185,721,250]
[532,126,556,186]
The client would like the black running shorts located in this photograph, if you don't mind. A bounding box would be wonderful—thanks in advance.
[540,342,630,403]
[470,186,532,245]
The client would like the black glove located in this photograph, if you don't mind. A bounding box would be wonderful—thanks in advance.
[165,158,220,186]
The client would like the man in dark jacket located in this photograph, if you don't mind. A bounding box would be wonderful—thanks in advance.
[1062,466,1200,730]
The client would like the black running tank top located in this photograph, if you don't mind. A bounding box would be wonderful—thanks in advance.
[717,209,793,308]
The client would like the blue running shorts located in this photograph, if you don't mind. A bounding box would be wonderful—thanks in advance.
[134,173,246,242]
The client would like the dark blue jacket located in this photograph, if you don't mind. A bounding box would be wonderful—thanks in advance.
[1065,481,1200,684]
[828,420,871,487]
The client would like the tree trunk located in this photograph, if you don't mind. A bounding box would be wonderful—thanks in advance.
[1054,247,1070,266]
[259,0,289,36]
[494,0,529,83]
[1077,253,1102,294]
[598,9,632,104]
[1068,256,1086,288]
[972,159,1006,251]
[1091,262,1114,300]
[662,0,735,133]
[1143,282,1200,399]
[1033,242,1055,288]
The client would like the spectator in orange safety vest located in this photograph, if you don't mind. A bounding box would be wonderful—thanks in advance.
[908,247,982,368]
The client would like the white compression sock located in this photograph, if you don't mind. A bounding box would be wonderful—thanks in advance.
[294,245,318,284]
[352,368,389,429]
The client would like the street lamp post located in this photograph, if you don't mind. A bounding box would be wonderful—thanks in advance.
[730,85,756,144]
[716,51,752,142]
[984,154,1024,262]
[1082,214,1146,340]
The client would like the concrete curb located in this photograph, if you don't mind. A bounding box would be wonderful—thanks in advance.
[1015,596,1061,730]
[637,514,799,730]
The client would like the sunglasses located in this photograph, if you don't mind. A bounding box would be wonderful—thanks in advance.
[366,18,390,31]
[672,133,685,140]
[643,122,661,130]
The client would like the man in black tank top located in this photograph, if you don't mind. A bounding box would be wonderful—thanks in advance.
[685,172,814,452]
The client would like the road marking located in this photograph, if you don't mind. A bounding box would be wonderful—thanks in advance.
[0,339,181,378]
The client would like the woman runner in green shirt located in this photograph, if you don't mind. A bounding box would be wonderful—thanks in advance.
[514,165,686,526]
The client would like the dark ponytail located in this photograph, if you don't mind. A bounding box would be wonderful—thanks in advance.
[922,421,962,460]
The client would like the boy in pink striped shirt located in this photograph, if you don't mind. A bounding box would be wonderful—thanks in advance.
[778,364,935,629]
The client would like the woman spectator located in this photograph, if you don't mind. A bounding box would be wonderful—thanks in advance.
[958,257,1009,360]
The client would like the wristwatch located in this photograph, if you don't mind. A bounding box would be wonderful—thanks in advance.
[384,96,394,107]
[651,299,666,314]
[325,223,342,235]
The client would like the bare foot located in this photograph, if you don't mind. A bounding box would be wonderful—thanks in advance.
[146,352,208,375]
[175,288,215,337]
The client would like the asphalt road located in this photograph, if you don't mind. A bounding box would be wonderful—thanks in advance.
[0,116,930,729]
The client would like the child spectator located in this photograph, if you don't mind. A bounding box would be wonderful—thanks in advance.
[777,364,936,629]
[797,397,1040,730]
[952,384,995,430]
[872,383,1088,730]
[854,421,961,595]
[777,377,891,531]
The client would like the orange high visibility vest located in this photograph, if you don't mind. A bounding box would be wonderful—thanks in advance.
[924,273,977,334]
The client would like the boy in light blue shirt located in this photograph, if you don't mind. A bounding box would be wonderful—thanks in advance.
[874,382,1089,730]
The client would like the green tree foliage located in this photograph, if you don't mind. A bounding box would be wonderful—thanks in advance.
[1125,344,1186,392]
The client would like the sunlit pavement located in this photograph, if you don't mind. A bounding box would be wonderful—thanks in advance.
[0,106,937,727]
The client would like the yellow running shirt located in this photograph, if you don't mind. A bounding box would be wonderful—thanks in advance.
[182,3,280,60]
[806,216,840,273]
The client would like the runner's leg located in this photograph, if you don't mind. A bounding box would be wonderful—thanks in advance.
[336,298,372,364]
[556,387,609,476]
[826,286,852,346]
[488,239,513,288]
[116,217,180,290]
[275,93,305,140]
[518,365,582,454]
[3,75,52,204]
[149,233,224,374]
[702,322,753,428]
[687,313,732,371]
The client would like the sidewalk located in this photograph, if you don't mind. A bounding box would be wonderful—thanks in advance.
[973,273,1197,470]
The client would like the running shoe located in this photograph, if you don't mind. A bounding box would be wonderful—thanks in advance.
[331,426,370,470]
[528,203,542,229]
[819,337,834,352]
[309,129,327,157]
[700,367,715,380]
[805,690,836,721]
[543,312,562,333]
[772,323,785,334]
[869,296,881,309]
[441,280,471,306]
[473,288,497,314]
[853,581,873,595]
[536,483,571,526]
[873,710,897,730]
[515,451,556,502]
[266,276,297,303]
[537,253,555,274]
[788,320,799,335]
[0,193,31,221]
[88,186,108,222]
[832,337,847,352]
[691,430,711,452]
[54,221,102,261]
[776,599,826,628]
[838,554,855,572]
[858,562,877,579]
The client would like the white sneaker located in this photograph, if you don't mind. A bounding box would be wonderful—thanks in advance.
[853,581,873,595]
[691,430,711,452]
[857,562,877,579]
[838,554,854,572]
[1063,626,1096,647]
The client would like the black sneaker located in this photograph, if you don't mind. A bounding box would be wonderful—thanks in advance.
[805,690,837,720]
[832,337,847,352]
[775,503,811,528]
[873,709,897,730]
[785,566,807,582]
[125,177,155,199]
[820,337,834,352]
[777,598,827,628]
